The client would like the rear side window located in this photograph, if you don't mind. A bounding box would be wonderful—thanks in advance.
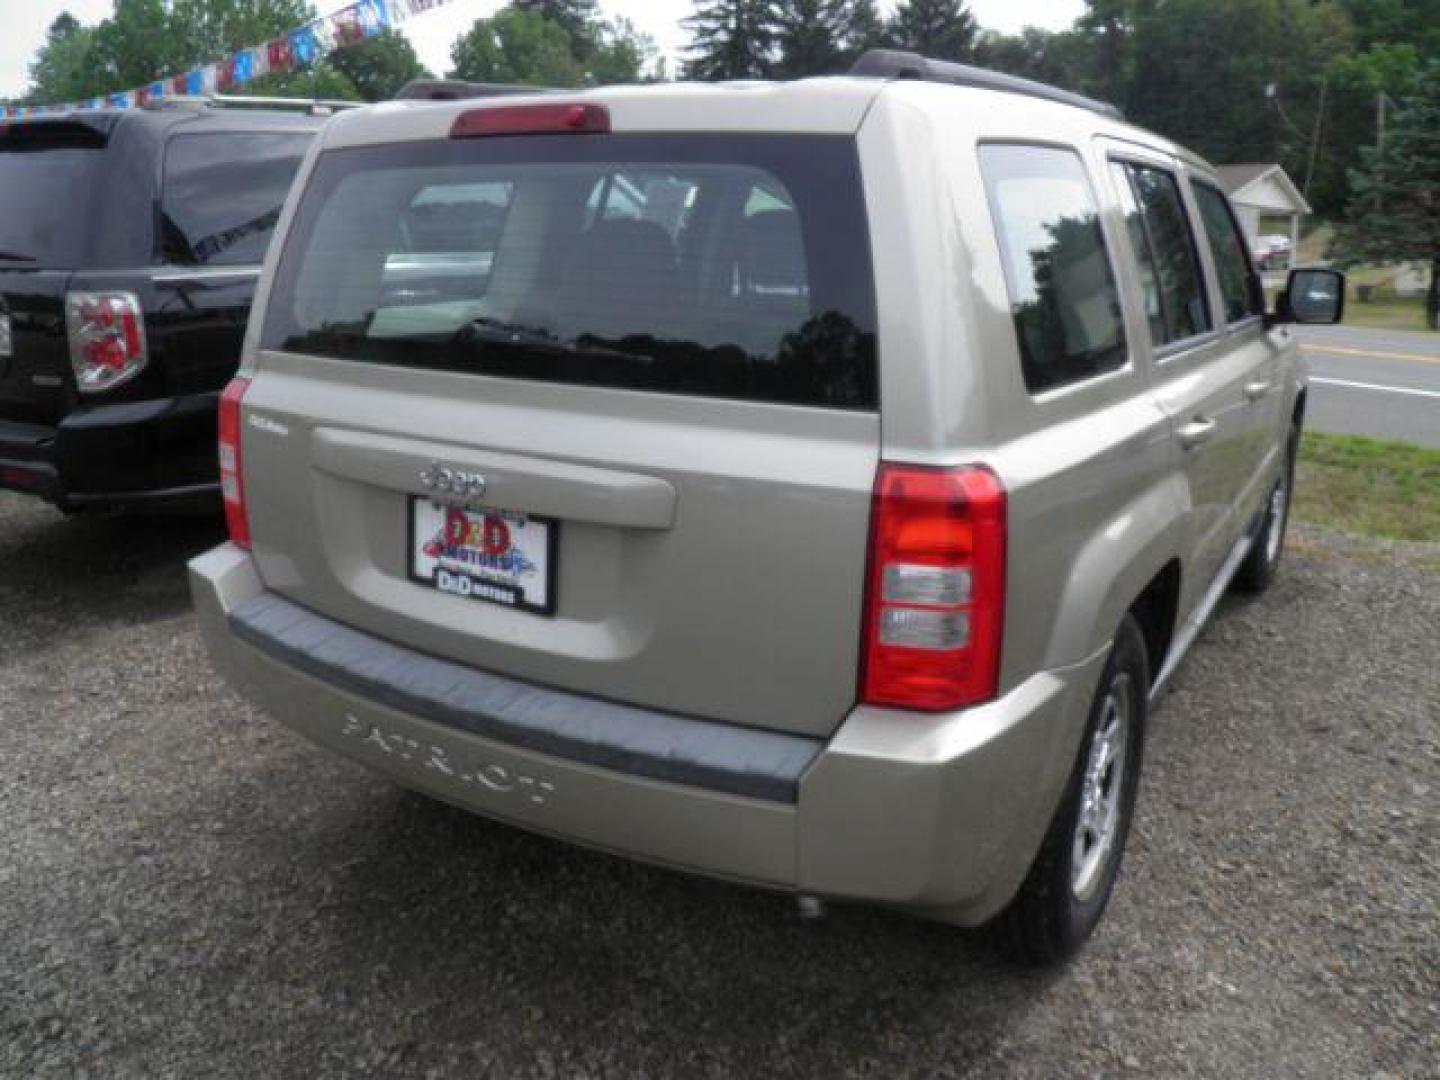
[160,132,312,266]
[0,123,108,268]
[1191,181,1265,324]
[1110,161,1211,347]
[980,144,1127,393]
[262,135,877,411]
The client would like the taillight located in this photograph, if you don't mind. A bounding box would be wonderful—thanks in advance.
[219,377,251,550]
[449,102,610,138]
[65,291,148,392]
[860,464,1007,712]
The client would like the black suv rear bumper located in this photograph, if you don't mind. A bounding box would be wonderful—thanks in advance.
[0,391,221,510]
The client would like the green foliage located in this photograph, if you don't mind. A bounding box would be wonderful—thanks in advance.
[683,1,777,80]
[244,62,364,102]
[774,0,885,76]
[886,0,977,62]
[515,0,600,59]
[24,14,100,105]
[449,3,653,87]
[1335,62,1440,327]
[450,6,586,87]
[327,28,430,101]
[587,17,657,85]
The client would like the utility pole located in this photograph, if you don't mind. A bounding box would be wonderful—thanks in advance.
[1302,75,1328,198]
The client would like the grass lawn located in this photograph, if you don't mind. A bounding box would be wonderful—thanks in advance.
[1294,432,1440,543]
[1343,294,1430,331]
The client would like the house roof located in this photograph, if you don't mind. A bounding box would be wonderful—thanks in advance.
[1215,163,1312,215]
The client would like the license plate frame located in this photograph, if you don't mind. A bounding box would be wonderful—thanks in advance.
[408,498,558,616]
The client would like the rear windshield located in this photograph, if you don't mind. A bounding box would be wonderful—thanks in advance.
[160,131,313,267]
[262,134,878,410]
[0,124,107,268]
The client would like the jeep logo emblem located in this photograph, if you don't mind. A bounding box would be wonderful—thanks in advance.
[420,461,487,507]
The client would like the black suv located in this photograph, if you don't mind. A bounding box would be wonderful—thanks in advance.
[0,102,327,511]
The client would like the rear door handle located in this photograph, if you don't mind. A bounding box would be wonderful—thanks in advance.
[1177,416,1217,449]
[1243,379,1272,402]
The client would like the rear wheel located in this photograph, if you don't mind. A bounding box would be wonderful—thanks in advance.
[1233,426,1298,594]
[994,615,1148,965]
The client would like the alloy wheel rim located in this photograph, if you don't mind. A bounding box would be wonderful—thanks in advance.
[1265,473,1289,565]
[1072,672,1133,901]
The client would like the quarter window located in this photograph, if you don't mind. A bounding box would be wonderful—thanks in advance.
[1111,161,1211,347]
[980,145,1127,393]
[1192,181,1265,324]
[160,131,312,266]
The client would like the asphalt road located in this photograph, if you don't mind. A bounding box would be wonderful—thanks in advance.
[1,494,1437,1078]
[1294,324,1440,447]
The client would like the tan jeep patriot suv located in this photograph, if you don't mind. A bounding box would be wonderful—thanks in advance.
[190,53,1345,962]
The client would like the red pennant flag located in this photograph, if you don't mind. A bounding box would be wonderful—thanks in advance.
[171,73,188,96]
[268,37,293,73]
[333,8,365,47]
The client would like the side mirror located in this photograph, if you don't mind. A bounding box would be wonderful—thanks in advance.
[1272,268,1346,326]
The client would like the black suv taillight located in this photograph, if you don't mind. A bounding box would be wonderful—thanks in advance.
[65,291,148,392]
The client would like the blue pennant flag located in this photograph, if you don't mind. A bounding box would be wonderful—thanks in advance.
[289,25,320,64]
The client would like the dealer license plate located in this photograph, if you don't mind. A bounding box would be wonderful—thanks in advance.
[409,499,556,615]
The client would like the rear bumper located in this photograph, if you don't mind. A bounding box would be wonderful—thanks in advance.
[0,392,221,509]
[190,544,1107,925]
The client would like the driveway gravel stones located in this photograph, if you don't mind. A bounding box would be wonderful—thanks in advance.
[1,494,1435,1078]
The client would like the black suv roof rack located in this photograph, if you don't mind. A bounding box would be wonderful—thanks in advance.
[392,79,555,102]
[850,49,1123,121]
[143,94,360,116]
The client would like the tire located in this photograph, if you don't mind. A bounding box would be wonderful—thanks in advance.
[1233,425,1299,594]
[994,615,1149,965]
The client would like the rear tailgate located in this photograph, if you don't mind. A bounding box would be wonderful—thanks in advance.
[0,120,112,424]
[241,126,880,739]
[0,270,72,426]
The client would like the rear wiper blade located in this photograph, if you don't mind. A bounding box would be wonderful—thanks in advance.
[0,250,37,263]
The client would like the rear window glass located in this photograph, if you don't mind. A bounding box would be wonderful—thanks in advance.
[261,135,877,410]
[980,144,1127,393]
[0,124,107,268]
[160,131,312,266]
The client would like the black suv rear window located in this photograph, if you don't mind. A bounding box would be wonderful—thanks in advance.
[261,135,878,410]
[0,123,107,268]
[160,132,313,266]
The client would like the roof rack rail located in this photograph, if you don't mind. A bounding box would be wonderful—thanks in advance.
[392,79,557,102]
[849,49,1123,121]
[142,94,359,116]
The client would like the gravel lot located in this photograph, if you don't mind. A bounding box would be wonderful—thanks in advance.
[1,492,1436,1079]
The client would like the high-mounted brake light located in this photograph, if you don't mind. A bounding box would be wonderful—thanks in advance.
[860,464,1007,712]
[449,102,610,139]
[65,291,148,392]
[218,377,251,550]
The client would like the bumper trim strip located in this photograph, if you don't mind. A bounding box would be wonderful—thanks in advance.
[229,593,823,803]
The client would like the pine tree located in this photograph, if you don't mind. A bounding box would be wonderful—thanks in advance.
[775,0,850,76]
[683,0,777,81]
[1337,62,1440,328]
[887,0,977,62]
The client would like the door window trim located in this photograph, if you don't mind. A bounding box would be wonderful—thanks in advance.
[1188,175,1268,331]
[1106,153,1217,365]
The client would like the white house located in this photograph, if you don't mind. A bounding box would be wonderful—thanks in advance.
[1215,163,1312,271]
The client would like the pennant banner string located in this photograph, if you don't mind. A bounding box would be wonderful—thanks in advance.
[2,0,455,120]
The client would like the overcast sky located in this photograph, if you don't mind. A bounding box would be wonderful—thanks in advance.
[1,0,1087,101]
